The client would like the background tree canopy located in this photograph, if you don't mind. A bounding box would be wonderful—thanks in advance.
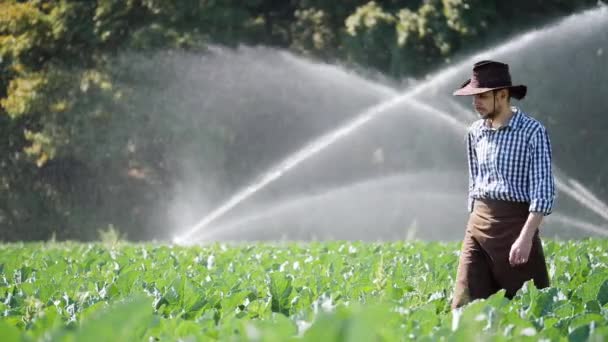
[0,0,600,241]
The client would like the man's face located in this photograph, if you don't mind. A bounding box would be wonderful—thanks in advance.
[473,91,497,118]
[473,89,507,119]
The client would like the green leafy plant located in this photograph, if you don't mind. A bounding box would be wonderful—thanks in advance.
[0,239,607,340]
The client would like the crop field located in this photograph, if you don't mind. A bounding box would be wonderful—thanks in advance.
[1,239,607,341]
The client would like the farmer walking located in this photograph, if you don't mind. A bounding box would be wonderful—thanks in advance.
[451,60,556,309]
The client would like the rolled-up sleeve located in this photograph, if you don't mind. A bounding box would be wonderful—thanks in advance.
[466,131,478,212]
[528,127,555,215]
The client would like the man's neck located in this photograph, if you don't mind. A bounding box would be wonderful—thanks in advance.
[487,106,513,129]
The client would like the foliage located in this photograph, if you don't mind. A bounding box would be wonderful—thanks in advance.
[0,239,607,340]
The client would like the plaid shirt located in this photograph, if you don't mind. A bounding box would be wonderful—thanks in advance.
[467,107,555,215]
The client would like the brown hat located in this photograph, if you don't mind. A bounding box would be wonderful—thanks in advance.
[453,60,527,100]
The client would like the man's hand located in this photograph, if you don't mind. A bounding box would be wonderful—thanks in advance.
[509,212,544,266]
[509,235,533,266]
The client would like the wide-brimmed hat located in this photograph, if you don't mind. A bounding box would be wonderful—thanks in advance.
[453,60,527,100]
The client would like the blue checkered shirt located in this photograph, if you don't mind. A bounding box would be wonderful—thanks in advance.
[467,107,556,215]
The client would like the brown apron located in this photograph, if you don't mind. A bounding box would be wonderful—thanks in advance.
[451,198,550,309]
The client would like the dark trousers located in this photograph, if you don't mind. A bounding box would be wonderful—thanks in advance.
[451,198,550,309]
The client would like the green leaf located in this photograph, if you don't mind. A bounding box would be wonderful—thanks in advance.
[539,327,564,340]
[303,303,398,342]
[554,302,575,317]
[584,300,601,314]
[174,320,207,339]
[62,295,156,341]
[245,313,297,341]
[0,319,21,342]
[269,273,293,316]
[410,304,439,334]
[569,313,606,331]
[569,324,591,342]
[222,290,251,313]
[15,266,34,284]
[114,270,139,295]
[589,326,608,342]
[529,287,558,318]
[575,270,608,303]
[179,277,206,318]
[27,306,63,339]
[596,279,608,306]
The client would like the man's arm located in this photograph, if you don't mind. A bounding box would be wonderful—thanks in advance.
[510,127,555,266]
[466,130,478,212]
[527,126,555,215]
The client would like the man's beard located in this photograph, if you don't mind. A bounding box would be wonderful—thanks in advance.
[480,110,498,119]
[478,102,500,120]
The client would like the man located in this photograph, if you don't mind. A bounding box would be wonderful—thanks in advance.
[451,60,555,309]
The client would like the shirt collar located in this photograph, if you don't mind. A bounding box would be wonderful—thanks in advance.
[508,107,524,129]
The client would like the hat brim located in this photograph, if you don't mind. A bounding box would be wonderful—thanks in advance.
[453,79,527,100]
